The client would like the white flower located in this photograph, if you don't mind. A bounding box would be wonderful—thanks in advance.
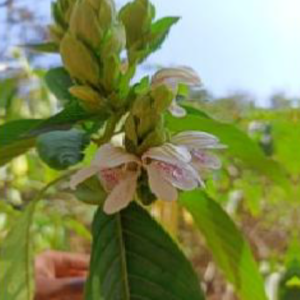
[171,131,226,173]
[70,144,140,214]
[70,141,203,214]
[151,66,202,117]
[142,143,203,201]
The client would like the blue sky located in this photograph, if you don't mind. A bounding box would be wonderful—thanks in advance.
[146,0,300,104]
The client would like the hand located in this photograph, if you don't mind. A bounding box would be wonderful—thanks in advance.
[34,250,90,300]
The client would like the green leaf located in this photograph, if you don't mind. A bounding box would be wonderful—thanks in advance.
[0,119,41,147]
[0,119,40,166]
[0,201,37,300]
[38,102,103,130]
[45,67,74,103]
[279,259,300,300]
[0,77,18,112]
[148,16,180,53]
[23,42,59,53]
[37,129,89,170]
[73,176,107,205]
[166,113,289,189]
[85,202,205,300]
[180,190,267,300]
[0,139,35,166]
[0,102,108,166]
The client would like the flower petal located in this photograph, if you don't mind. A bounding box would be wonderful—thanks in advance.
[92,143,140,169]
[191,150,222,170]
[143,143,191,165]
[146,163,178,201]
[98,167,124,192]
[152,66,202,91]
[171,131,226,150]
[103,171,138,214]
[70,166,99,190]
[150,160,203,191]
[168,101,187,118]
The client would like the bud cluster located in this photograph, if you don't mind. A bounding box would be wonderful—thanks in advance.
[125,84,174,155]
[50,0,126,113]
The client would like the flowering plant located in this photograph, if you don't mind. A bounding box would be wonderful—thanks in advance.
[0,0,289,299]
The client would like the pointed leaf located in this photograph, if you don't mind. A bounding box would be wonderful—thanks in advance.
[148,16,180,53]
[85,202,205,300]
[0,201,37,300]
[180,190,267,300]
[45,67,74,104]
[23,42,59,53]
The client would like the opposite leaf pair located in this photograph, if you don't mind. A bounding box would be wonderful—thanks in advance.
[70,131,226,214]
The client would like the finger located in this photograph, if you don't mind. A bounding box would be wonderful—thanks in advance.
[49,251,90,276]
[68,269,88,277]
[36,277,86,299]
[54,277,86,296]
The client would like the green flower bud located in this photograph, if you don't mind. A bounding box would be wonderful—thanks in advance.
[97,0,116,30]
[60,0,76,24]
[137,111,161,139]
[125,114,138,146]
[137,124,166,154]
[60,32,100,86]
[101,24,126,59]
[119,0,155,48]
[151,85,174,114]
[69,0,102,49]
[50,0,76,42]
[49,24,65,43]
[137,171,157,205]
[102,55,120,92]
[69,85,106,111]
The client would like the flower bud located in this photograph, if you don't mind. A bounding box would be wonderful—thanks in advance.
[50,0,76,42]
[151,85,174,114]
[96,0,116,30]
[69,0,102,49]
[60,32,100,86]
[100,24,126,59]
[137,124,166,155]
[69,85,106,111]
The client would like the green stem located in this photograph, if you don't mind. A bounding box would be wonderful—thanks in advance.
[95,113,122,146]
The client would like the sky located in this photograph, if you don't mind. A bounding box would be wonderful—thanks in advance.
[146,0,300,105]
[2,0,300,105]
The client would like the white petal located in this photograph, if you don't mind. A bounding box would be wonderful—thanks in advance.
[70,166,99,190]
[150,160,203,191]
[143,143,191,165]
[103,171,138,214]
[191,150,222,170]
[171,131,226,150]
[146,163,178,201]
[168,101,187,118]
[92,143,140,169]
[151,67,202,90]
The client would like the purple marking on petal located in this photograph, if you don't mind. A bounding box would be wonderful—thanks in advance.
[98,168,123,192]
